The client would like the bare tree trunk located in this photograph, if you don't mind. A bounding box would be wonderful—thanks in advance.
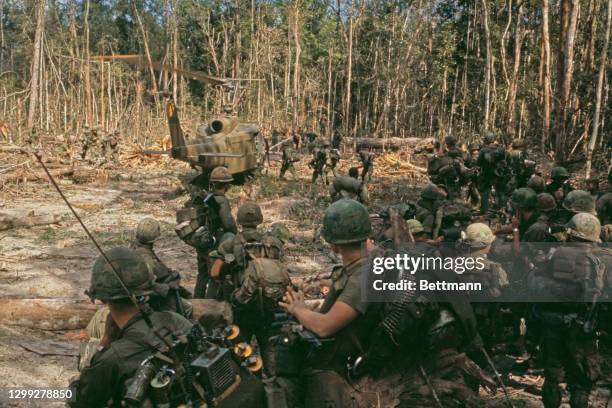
[481,0,492,131]
[555,0,580,163]
[27,0,46,130]
[132,1,159,105]
[292,3,301,128]
[585,0,611,178]
[171,0,178,102]
[506,1,524,139]
[542,0,552,152]
[345,14,354,135]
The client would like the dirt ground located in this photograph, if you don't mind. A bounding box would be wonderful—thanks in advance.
[0,154,610,407]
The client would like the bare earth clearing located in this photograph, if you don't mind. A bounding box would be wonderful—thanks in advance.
[0,156,610,407]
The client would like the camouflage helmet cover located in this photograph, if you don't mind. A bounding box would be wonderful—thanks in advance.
[237,200,264,227]
[550,166,570,180]
[566,212,601,243]
[483,132,495,144]
[421,184,442,200]
[210,166,234,183]
[511,187,538,209]
[562,190,596,214]
[536,193,557,212]
[136,217,161,244]
[406,219,424,235]
[322,199,372,244]
[89,246,154,301]
[468,142,480,151]
[444,134,457,146]
[464,223,495,247]
[526,176,546,193]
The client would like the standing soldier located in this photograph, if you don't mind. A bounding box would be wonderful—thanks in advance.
[80,125,93,160]
[309,144,327,184]
[326,147,340,178]
[279,139,298,180]
[436,134,465,201]
[101,129,120,163]
[176,166,237,299]
[331,130,343,150]
[530,213,603,408]
[359,150,374,185]
[465,142,481,208]
[477,132,507,212]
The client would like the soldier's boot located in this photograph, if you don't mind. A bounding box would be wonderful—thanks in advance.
[569,389,590,408]
[542,379,562,408]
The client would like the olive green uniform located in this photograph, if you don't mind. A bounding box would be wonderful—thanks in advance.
[328,176,368,204]
[193,192,237,298]
[70,311,192,408]
[280,145,298,180]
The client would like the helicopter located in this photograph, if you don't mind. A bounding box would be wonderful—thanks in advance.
[94,55,266,185]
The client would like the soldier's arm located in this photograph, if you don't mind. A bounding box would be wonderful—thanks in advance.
[280,288,359,338]
[218,199,238,234]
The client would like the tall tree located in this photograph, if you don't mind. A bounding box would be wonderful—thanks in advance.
[27,0,46,129]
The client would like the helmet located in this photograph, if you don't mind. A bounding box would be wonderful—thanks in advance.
[468,142,480,151]
[237,201,263,227]
[562,190,596,214]
[210,166,234,183]
[322,199,371,244]
[566,213,601,243]
[550,166,569,180]
[483,132,495,144]
[537,193,557,212]
[511,188,537,209]
[421,184,442,200]
[406,219,424,235]
[526,176,546,193]
[88,246,154,301]
[464,223,495,247]
[444,134,457,146]
[136,217,161,244]
[268,222,290,244]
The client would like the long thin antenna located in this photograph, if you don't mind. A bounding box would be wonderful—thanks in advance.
[33,153,170,346]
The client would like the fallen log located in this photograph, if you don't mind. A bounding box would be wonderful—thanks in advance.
[0,213,62,231]
[0,299,99,331]
[0,166,74,184]
[350,136,434,151]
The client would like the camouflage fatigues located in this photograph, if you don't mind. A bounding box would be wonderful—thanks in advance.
[280,144,298,180]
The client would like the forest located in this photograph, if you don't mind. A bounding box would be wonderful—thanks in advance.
[0,0,610,172]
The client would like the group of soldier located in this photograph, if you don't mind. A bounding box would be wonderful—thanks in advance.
[68,125,612,408]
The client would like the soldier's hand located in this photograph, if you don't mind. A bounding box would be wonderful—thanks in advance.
[279,286,307,315]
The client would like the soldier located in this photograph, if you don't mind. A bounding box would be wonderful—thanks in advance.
[435,134,465,201]
[416,184,444,239]
[326,146,340,178]
[309,144,327,184]
[281,200,490,407]
[80,125,94,160]
[329,175,368,204]
[554,189,597,225]
[477,132,507,213]
[457,223,508,345]
[331,130,343,150]
[209,201,264,301]
[530,213,603,408]
[70,247,193,407]
[522,193,559,244]
[177,166,238,299]
[130,218,192,317]
[597,191,612,225]
[464,142,481,208]
[359,150,374,184]
[526,175,546,194]
[101,129,120,163]
[545,166,574,203]
[508,140,535,189]
[279,140,298,180]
